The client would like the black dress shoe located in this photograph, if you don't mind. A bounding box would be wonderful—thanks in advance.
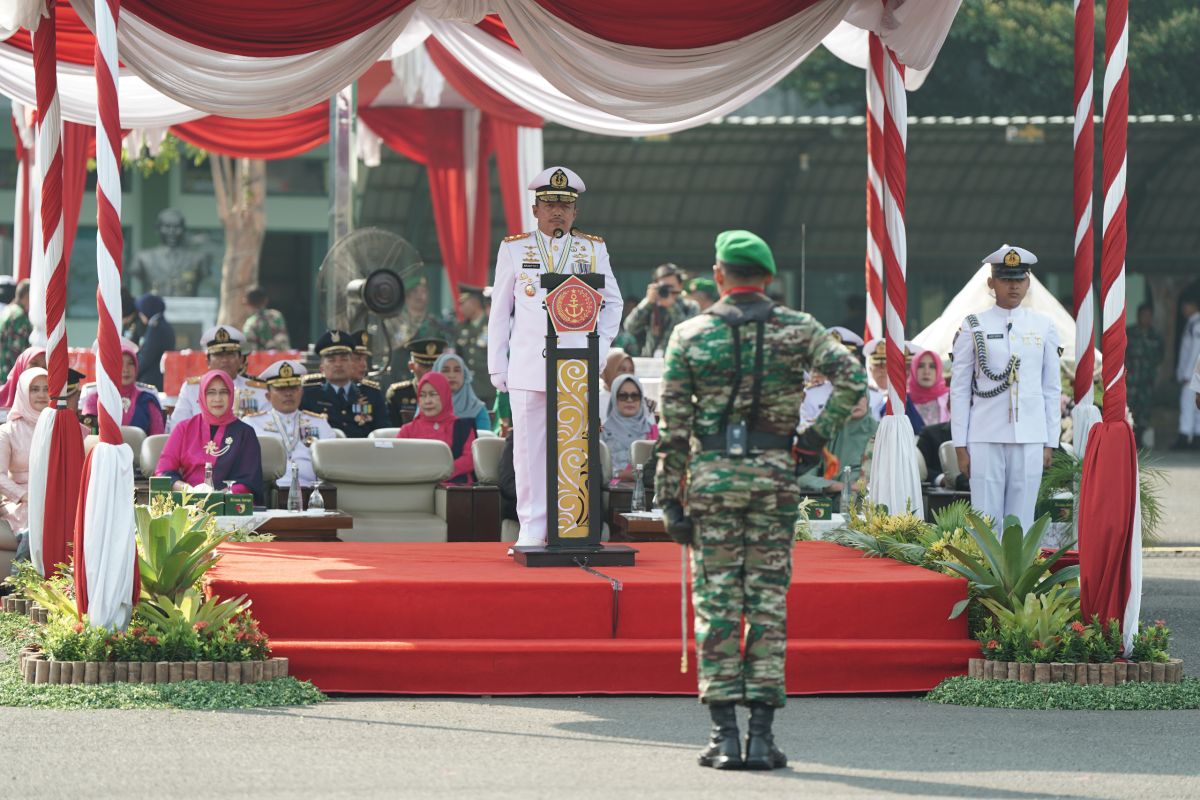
[744,702,788,770]
[698,702,743,769]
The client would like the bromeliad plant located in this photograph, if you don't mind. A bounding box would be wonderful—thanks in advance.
[135,500,231,603]
[937,512,1078,620]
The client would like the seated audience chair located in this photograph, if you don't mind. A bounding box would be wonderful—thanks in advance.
[256,434,288,484]
[938,440,961,485]
[141,433,169,477]
[367,428,401,440]
[312,438,452,542]
[0,519,16,578]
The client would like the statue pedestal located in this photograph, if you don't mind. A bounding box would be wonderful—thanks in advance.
[515,273,636,568]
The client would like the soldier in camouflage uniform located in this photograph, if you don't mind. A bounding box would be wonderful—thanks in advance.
[452,285,495,408]
[0,279,33,378]
[655,230,865,771]
[622,263,699,357]
[243,287,291,351]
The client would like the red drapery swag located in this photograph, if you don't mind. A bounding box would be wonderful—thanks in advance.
[1077,422,1138,632]
[172,106,330,159]
[61,121,93,270]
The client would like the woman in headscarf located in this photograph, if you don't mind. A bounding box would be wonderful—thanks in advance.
[135,293,174,390]
[397,372,477,484]
[0,346,47,416]
[907,349,951,428]
[599,348,636,415]
[0,367,57,529]
[81,339,164,435]
[432,352,491,431]
[602,374,658,483]
[155,369,264,503]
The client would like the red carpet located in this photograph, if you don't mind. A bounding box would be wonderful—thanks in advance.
[207,541,978,695]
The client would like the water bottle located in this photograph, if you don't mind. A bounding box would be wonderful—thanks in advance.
[287,462,303,512]
[840,466,852,515]
[308,480,326,511]
[631,464,645,512]
[203,462,215,491]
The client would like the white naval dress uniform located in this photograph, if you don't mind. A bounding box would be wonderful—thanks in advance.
[1176,311,1200,438]
[487,229,622,546]
[167,374,267,432]
[800,380,833,428]
[950,305,1060,531]
[243,407,335,486]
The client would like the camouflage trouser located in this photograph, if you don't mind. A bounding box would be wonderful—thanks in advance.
[687,455,797,707]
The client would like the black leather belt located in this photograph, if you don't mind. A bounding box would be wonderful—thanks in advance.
[696,432,794,453]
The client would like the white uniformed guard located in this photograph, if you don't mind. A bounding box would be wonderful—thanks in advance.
[487,166,623,547]
[167,325,267,431]
[799,328,862,428]
[243,359,334,486]
[1174,299,1200,448]
[950,245,1060,531]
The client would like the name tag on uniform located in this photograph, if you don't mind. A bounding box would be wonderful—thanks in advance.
[987,334,1004,339]
[521,262,542,270]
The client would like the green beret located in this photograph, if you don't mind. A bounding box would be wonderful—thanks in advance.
[686,277,718,297]
[715,229,776,275]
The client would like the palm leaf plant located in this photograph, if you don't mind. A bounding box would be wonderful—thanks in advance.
[937,512,1079,619]
[136,503,234,603]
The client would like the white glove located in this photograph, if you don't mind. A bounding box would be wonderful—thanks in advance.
[490,373,508,393]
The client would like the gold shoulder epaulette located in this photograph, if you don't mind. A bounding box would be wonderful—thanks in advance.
[245,378,266,389]
[302,373,324,385]
[300,409,328,420]
[575,231,604,243]
[361,378,380,390]
[136,382,159,392]
[503,232,531,243]
[185,375,201,385]
[244,409,267,418]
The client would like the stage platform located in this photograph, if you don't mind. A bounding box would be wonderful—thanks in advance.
[207,541,978,695]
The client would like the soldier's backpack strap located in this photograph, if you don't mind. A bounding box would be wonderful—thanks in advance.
[705,296,776,435]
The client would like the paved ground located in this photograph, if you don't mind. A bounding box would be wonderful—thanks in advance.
[2,455,1198,799]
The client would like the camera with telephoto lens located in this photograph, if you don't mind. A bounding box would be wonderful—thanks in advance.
[656,282,674,299]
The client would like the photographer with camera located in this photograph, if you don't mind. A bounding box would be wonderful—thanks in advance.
[621,262,699,357]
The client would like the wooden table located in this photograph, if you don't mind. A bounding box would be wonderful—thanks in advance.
[253,512,354,542]
[613,511,671,543]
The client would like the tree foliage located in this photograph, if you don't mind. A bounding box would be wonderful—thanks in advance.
[781,0,1200,115]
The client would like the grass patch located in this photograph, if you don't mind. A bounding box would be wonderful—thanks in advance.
[926,675,1200,711]
[0,611,324,711]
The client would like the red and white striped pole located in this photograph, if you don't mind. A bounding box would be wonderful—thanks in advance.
[75,0,139,630]
[880,47,907,417]
[863,34,886,344]
[33,11,65,390]
[1072,0,1096,409]
[1079,0,1139,656]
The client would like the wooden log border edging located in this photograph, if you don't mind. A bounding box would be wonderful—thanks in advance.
[2,595,49,623]
[967,658,1184,684]
[17,651,290,685]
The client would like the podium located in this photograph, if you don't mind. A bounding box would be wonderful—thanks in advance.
[511,273,637,567]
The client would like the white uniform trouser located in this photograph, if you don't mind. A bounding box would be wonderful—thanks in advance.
[510,388,547,547]
[967,442,1044,532]
[1178,383,1200,437]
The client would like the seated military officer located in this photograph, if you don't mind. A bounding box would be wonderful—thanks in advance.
[300,330,389,437]
[385,337,447,426]
[167,324,266,431]
[245,359,335,488]
[350,329,372,382]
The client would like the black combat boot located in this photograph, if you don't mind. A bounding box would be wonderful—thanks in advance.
[743,702,788,770]
[698,702,743,769]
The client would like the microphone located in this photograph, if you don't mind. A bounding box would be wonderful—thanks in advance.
[552,228,565,239]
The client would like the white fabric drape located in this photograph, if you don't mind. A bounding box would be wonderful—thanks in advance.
[481,0,855,126]
[462,107,480,251]
[516,126,543,232]
[1123,482,1142,656]
[0,0,45,40]
[25,407,55,577]
[822,21,931,91]
[80,443,136,630]
[69,0,418,118]
[868,414,925,518]
[0,45,205,126]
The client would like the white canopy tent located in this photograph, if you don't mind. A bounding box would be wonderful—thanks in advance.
[912,264,1102,373]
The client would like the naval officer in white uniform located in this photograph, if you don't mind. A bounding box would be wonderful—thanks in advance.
[950,245,1061,531]
[244,359,335,487]
[487,166,623,548]
[167,324,266,431]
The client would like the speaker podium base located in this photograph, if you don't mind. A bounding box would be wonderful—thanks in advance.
[512,544,638,568]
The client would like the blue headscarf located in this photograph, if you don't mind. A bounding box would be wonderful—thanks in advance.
[136,293,166,318]
[432,352,487,422]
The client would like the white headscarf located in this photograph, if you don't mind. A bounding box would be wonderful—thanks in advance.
[601,374,654,474]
